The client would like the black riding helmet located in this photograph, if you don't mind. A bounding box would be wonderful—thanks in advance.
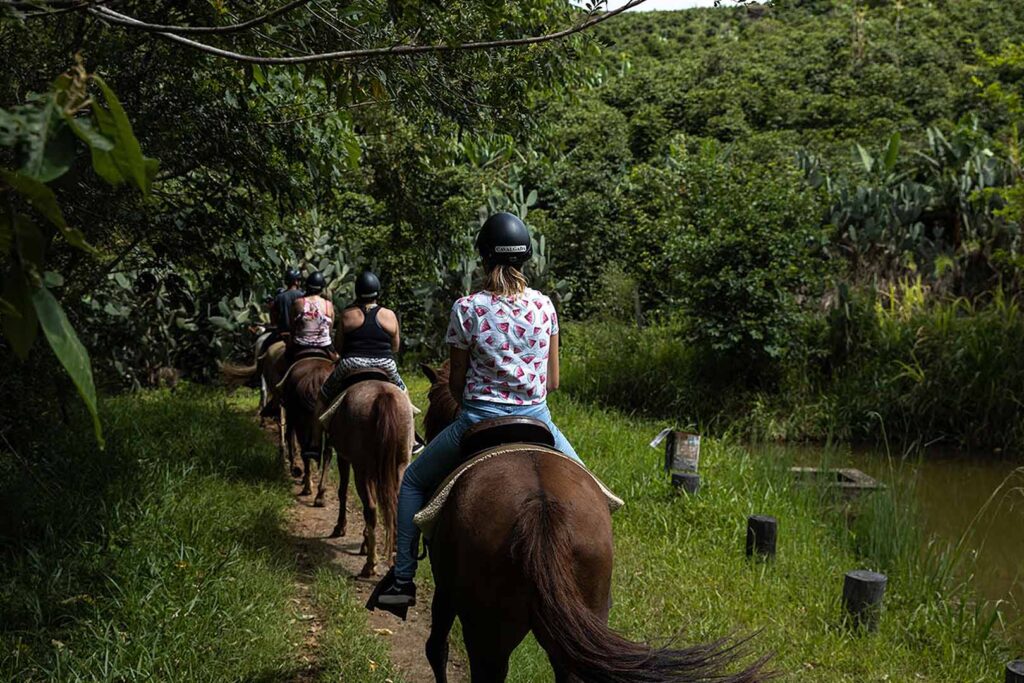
[476,212,532,268]
[355,271,381,301]
[284,267,302,286]
[305,271,326,295]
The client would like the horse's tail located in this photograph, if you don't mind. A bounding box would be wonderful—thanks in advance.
[368,388,405,557]
[513,494,770,683]
[219,361,258,388]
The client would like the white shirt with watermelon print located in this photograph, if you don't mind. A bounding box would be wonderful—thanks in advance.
[446,288,559,406]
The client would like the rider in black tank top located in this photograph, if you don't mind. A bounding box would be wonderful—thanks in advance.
[342,305,393,359]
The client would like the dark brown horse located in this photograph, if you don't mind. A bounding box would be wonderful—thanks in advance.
[419,363,768,683]
[279,356,335,504]
[320,377,414,577]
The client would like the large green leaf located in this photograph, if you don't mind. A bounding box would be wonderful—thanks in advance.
[883,132,901,174]
[0,169,96,254]
[0,212,10,255]
[13,213,46,273]
[856,144,875,174]
[66,115,115,152]
[91,76,158,196]
[12,89,75,183]
[1,266,38,358]
[0,296,17,317]
[32,286,104,447]
[22,117,76,183]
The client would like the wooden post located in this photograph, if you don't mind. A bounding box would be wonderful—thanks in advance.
[746,515,777,559]
[842,570,887,632]
[1007,660,1024,683]
[671,472,701,494]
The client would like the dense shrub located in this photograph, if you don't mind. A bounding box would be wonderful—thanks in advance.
[666,145,826,379]
[563,280,1024,453]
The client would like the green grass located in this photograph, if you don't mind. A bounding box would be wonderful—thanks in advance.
[0,386,402,682]
[2,377,1016,682]
[311,568,405,682]
[412,369,1019,682]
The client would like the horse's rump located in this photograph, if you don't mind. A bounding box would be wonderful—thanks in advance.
[432,451,768,683]
[432,450,612,605]
[329,381,414,556]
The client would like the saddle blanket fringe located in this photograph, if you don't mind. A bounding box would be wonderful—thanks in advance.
[414,445,624,538]
[317,386,421,426]
[273,356,334,393]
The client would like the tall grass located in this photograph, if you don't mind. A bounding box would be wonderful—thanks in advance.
[561,281,1024,453]
[0,387,406,682]
[826,280,1024,451]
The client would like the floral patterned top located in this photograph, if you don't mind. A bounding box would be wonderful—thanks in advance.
[446,288,559,405]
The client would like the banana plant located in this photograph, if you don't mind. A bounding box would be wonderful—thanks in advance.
[1,60,157,445]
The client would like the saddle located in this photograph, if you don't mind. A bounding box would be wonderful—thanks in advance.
[317,367,392,425]
[460,416,555,458]
[293,346,336,362]
[413,418,624,539]
[274,351,335,392]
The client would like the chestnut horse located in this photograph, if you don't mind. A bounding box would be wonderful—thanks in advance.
[320,377,414,578]
[419,363,768,683]
[279,357,335,503]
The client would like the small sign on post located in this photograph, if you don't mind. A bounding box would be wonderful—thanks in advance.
[652,429,701,494]
[665,430,700,474]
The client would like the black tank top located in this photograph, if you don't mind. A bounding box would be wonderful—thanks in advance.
[341,305,394,359]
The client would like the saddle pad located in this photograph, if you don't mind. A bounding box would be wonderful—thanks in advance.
[274,356,334,393]
[319,386,354,426]
[257,339,285,363]
[413,445,624,539]
[318,384,422,426]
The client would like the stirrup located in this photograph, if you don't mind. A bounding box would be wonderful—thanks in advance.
[365,567,410,621]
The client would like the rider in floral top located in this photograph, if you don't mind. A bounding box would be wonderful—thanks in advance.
[446,288,558,405]
[370,212,580,611]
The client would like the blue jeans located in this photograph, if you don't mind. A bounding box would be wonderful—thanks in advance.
[394,399,580,581]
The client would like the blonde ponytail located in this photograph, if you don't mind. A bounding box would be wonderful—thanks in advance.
[483,264,528,299]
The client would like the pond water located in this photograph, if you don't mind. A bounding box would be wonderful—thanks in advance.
[764,444,1024,636]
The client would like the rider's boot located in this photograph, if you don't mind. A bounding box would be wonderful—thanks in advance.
[366,567,416,619]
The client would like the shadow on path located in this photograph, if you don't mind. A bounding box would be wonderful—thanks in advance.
[281,460,468,683]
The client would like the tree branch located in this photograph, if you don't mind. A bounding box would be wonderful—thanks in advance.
[87,1,649,65]
[21,0,316,33]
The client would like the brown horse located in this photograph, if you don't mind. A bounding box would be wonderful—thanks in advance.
[419,363,769,683]
[221,340,297,472]
[320,377,414,577]
[279,356,336,503]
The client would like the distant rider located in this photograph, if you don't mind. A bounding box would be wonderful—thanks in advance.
[288,271,335,361]
[273,268,304,346]
[320,271,408,396]
[369,212,581,610]
[305,271,419,464]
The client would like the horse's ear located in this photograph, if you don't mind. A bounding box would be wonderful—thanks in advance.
[420,363,439,384]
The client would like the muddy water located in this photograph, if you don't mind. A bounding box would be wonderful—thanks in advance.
[771,444,1023,632]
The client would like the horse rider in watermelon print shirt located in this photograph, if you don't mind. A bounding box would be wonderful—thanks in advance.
[369,212,582,610]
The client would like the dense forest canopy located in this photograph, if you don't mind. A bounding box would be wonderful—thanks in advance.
[3,0,1024,449]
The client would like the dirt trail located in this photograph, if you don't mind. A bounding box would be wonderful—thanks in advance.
[283,461,468,683]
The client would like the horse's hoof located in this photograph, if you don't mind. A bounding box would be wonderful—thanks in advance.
[359,563,375,578]
[291,466,303,478]
[313,496,325,508]
[329,526,345,538]
[299,488,312,497]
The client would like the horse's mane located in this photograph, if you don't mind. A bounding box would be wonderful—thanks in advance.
[423,360,460,442]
